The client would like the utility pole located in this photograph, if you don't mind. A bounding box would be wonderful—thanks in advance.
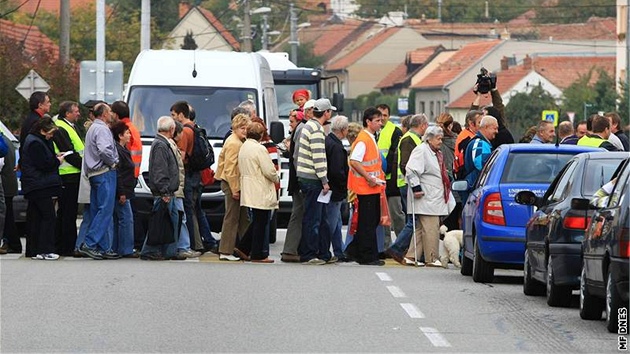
[96,0,106,101]
[261,13,269,50]
[437,0,442,22]
[289,3,298,65]
[141,0,150,51]
[241,0,252,52]
[59,0,70,65]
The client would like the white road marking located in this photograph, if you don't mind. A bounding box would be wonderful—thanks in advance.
[375,272,392,281]
[400,303,425,318]
[420,327,451,347]
[386,285,407,298]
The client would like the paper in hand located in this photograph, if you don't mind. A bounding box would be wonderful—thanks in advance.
[317,190,332,204]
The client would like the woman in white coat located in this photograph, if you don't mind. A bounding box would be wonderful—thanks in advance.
[236,122,280,263]
[404,126,456,267]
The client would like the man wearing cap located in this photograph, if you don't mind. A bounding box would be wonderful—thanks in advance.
[281,99,315,262]
[296,98,335,265]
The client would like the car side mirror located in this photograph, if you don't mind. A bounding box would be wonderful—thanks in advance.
[269,121,284,144]
[515,191,538,206]
[571,198,594,211]
[333,93,344,113]
[452,180,468,192]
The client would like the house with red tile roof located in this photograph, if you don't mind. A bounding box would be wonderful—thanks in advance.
[321,26,426,99]
[163,2,239,51]
[376,45,446,96]
[0,19,59,61]
[446,54,615,123]
[17,0,92,16]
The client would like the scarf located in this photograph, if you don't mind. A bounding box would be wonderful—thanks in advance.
[431,144,451,203]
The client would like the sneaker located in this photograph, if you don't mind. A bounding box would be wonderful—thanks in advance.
[179,250,201,258]
[426,260,443,268]
[31,254,44,260]
[79,245,104,260]
[168,254,187,260]
[140,253,164,261]
[326,256,338,264]
[404,257,424,267]
[43,253,60,260]
[219,254,241,261]
[102,251,121,260]
[302,258,326,265]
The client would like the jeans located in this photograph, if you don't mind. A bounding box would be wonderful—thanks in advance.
[140,197,179,258]
[184,170,216,249]
[113,199,134,256]
[388,185,417,257]
[298,180,324,262]
[175,197,191,252]
[86,170,116,252]
[282,190,304,256]
[323,200,344,259]
[76,204,91,250]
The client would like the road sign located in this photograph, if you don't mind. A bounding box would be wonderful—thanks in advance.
[80,61,124,104]
[567,112,575,123]
[541,110,558,127]
[398,97,409,115]
[15,69,50,100]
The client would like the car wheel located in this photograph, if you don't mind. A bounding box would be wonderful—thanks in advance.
[546,256,572,307]
[606,269,625,333]
[472,238,494,283]
[523,249,545,296]
[460,237,473,276]
[269,212,277,244]
[579,263,604,320]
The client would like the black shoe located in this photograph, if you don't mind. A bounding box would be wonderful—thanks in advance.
[79,245,104,260]
[167,254,187,260]
[140,253,164,261]
[360,260,385,266]
[102,251,121,259]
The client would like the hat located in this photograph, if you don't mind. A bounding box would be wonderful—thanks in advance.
[313,98,337,112]
[303,99,316,110]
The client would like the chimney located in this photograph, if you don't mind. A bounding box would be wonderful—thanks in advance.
[500,56,509,71]
[179,1,191,19]
[523,54,532,70]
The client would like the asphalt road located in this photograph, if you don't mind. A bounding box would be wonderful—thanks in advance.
[0,229,621,353]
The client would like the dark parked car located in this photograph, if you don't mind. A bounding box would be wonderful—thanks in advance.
[574,158,629,333]
[515,152,626,307]
[453,144,602,283]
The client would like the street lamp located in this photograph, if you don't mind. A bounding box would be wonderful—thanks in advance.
[251,7,272,50]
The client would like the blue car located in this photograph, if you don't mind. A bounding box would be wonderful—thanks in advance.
[453,144,602,283]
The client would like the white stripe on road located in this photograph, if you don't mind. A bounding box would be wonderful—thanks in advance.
[386,285,407,298]
[375,272,392,281]
[400,303,425,318]
[420,327,451,347]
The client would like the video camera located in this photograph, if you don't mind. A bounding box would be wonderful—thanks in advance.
[475,67,497,94]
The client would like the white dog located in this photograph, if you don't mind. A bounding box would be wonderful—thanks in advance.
[439,225,463,268]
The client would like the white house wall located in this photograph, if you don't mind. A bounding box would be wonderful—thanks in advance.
[163,9,232,51]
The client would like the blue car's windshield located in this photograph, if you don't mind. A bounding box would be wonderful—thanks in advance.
[127,86,257,139]
[501,153,575,184]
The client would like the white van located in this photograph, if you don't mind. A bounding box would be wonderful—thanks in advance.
[125,49,282,234]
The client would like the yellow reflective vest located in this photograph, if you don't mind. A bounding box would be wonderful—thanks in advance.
[54,118,84,175]
[396,131,422,187]
[377,120,397,179]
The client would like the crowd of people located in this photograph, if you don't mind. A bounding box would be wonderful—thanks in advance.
[0,83,627,264]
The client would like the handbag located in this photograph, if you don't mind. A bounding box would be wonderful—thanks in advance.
[146,200,175,245]
[200,167,215,186]
[379,189,391,226]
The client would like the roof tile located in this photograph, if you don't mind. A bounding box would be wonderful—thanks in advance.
[447,65,530,108]
[326,27,400,71]
[533,56,615,89]
[0,19,59,61]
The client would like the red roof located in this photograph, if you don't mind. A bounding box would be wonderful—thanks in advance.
[18,0,92,15]
[0,19,59,61]
[533,56,616,89]
[297,20,373,61]
[376,45,444,89]
[179,2,240,51]
[326,27,400,71]
[447,65,530,108]
[413,40,502,89]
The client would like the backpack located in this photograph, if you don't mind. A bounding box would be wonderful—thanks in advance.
[184,123,215,171]
[0,133,8,158]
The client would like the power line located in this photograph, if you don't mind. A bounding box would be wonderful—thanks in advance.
[0,0,32,18]
[20,0,41,46]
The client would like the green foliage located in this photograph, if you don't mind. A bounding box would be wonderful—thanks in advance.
[280,42,325,68]
[619,81,630,128]
[505,83,558,140]
[561,68,617,121]
[533,0,615,24]
[354,0,538,23]
[354,91,404,115]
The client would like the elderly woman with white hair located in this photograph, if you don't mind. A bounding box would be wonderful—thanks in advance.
[404,126,456,267]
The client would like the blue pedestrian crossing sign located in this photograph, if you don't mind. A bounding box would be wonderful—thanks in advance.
[541,110,559,127]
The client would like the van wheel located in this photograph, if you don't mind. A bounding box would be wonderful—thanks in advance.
[546,256,572,307]
[472,238,494,283]
[523,249,545,296]
[606,269,626,333]
[269,212,277,244]
[579,263,604,320]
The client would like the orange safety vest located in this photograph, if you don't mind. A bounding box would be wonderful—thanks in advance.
[348,130,384,195]
[123,118,142,178]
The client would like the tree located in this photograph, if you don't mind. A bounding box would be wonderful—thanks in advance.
[534,0,615,24]
[181,30,198,49]
[280,42,325,68]
[561,68,617,121]
[505,83,558,140]
[618,81,630,128]
[354,91,402,115]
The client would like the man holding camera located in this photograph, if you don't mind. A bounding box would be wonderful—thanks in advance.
[470,69,514,149]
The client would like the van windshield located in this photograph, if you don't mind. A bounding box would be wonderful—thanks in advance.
[275,83,318,118]
[127,86,258,139]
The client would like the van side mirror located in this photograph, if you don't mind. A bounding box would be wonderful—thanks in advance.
[269,121,284,144]
[451,180,468,192]
[571,198,594,211]
[333,93,344,113]
[515,191,538,206]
